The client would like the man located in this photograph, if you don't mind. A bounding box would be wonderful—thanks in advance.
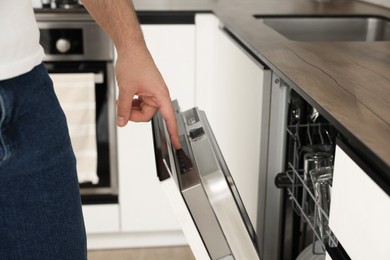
[0,0,180,259]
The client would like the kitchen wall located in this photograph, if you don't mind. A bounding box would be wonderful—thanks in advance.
[360,0,390,8]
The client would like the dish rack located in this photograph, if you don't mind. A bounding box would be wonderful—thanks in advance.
[278,122,339,255]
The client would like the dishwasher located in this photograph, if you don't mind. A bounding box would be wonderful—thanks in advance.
[152,100,260,260]
[269,81,352,260]
[152,87,352,260]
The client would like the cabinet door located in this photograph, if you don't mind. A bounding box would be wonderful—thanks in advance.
[83,204,120,234]
[329,145,390,260]
[118,24,195,235]
[195,14,271,233]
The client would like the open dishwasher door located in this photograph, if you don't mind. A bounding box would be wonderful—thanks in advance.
[152,100,260,260]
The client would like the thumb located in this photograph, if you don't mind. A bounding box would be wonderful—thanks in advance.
[116,86,135,127]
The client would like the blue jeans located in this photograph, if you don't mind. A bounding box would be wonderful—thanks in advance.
[0,64,87,259]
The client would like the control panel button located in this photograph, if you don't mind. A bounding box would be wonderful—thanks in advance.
[185,108,199,126]
[190,127,205,140]
[187,117,197,126]
[176,149,193,174]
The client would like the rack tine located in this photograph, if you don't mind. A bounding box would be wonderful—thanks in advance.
[295,125,301,165]
[307,123,313,145]
[319,124,324,144]
[324,128,333,145]
[295,124,301,149]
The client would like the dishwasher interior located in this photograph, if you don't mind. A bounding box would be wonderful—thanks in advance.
[276,89,349,260]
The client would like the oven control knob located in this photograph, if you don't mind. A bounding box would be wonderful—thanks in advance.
[56,38,71,53]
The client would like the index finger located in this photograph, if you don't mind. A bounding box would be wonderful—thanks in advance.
[159,98,181,150]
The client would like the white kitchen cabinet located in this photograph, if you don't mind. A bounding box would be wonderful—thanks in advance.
[116,24,195,246]
[195,14,272,232]
[83,204,120,234]
[328,144,390,260]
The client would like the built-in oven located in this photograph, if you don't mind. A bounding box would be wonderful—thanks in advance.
[35,11,118,204]
[152,100,260,260]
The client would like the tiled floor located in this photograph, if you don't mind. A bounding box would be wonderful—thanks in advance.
[88,246,195,260]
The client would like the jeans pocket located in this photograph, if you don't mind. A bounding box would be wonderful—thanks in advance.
[0,92,10,163]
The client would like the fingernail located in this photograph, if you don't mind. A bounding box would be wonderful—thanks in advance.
[117,116,126,126]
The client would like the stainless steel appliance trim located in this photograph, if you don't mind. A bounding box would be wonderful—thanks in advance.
[262,72,288,260]
[36,20,114,61]
[35,12,94,22]
[255,69,272,259]
[182,181,232,259]
[107,62,118,196]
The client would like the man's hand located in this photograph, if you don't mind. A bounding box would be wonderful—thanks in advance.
[115,47,181,149]
[81,0,181,149]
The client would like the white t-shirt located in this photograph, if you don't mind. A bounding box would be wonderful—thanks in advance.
[0,1,44,80]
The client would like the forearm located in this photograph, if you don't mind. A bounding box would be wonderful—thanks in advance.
[81,0,146,55]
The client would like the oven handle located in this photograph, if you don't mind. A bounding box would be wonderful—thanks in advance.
[94,72,104,84]
[48,72,104,84]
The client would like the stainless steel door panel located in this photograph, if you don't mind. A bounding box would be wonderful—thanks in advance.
[182,182,231,259]
[190,113,259,260]
[152,101,260,260]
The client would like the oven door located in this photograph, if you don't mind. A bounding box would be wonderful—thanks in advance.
[45,61,118,204]
[152,100,260,260]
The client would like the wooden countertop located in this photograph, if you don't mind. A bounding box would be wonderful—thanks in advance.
[213,0,390,186]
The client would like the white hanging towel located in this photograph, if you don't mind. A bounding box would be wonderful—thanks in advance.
[50,73,99,184]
